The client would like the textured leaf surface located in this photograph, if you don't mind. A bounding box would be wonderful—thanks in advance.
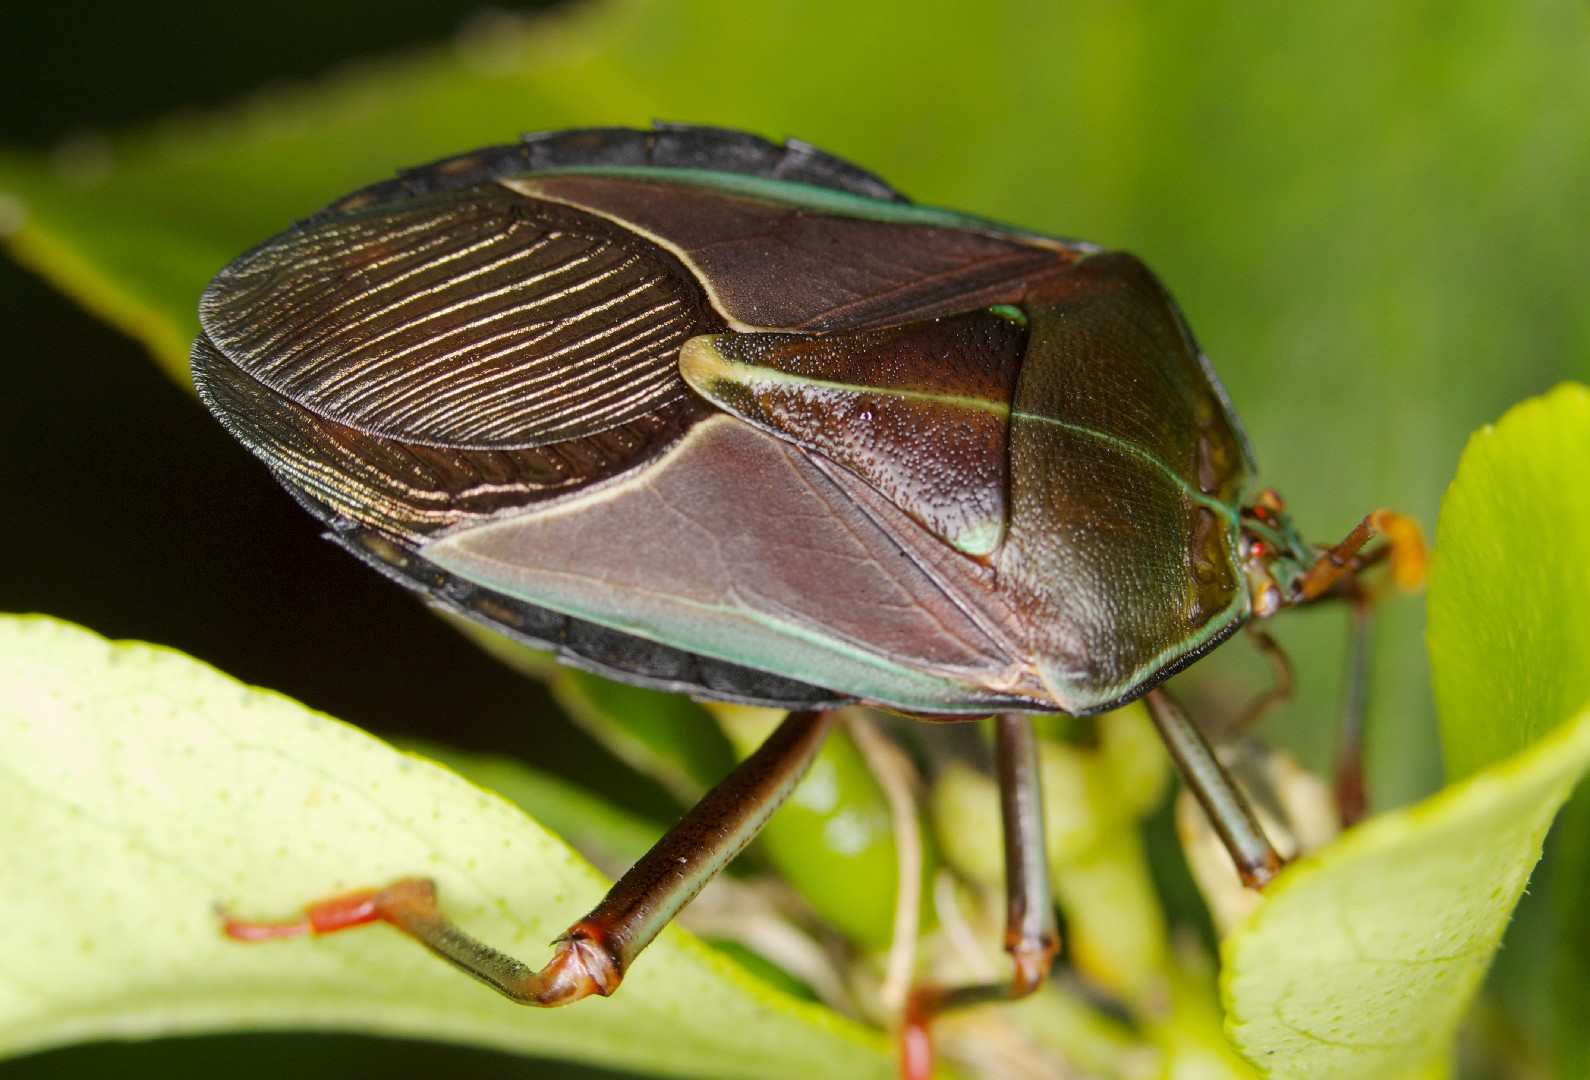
[1224,706,1590,1079]
[1224,386,1590,1079]
[1426,383,1590,1077]
[1427,383,1590,779]
[0,615,891,1079]
[395,738,661,869]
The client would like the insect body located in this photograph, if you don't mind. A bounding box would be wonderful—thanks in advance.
[195,124,1420,1078]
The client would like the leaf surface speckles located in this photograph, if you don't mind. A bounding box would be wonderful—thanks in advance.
[1224,385,1590,1079]
[0,615,892,1079]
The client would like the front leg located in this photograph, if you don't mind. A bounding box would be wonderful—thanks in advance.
[223,709,837,1006]
[1144,688,1282,888]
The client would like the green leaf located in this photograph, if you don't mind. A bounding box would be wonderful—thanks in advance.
[392,738,662,870]
[0,615,892,1079]
[551,670,736,805]
[1224,705,1590,1080]
[1426,382,1590,1078]
[1224,385,1590,1079]
[1427,383,1590,780]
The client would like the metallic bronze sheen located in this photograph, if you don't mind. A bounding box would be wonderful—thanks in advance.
[192,125,1257,715]
[504,174,1079,332]
[1000,253,1252,707]
[677,309,1026,555]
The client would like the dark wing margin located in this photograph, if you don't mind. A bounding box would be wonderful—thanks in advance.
[521,124,909,201]
[314,123,910,222]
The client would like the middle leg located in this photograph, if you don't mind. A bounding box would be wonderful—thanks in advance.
[901,713,1059,1080]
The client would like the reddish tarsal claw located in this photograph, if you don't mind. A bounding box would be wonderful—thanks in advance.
[524,930,621,1006]
[219,885,390,941]
[222,876,622,1007]
[900,989,943,1080]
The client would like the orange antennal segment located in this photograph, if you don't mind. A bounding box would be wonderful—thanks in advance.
[1380,510,1429,592]
[1298,509,1427,601]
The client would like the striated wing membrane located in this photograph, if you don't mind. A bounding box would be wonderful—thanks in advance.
[191,336,709,539]
[1001,253,1253,711]
[503,174,1081,333]
[199,187,714,449]
[679,310,1026,556]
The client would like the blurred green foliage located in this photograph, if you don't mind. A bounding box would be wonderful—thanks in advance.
[7,0,1589,808]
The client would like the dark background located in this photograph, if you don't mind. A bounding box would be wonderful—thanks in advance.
[1,2,656,1077]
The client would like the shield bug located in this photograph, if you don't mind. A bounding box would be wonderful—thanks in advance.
[194,123,1424,1077]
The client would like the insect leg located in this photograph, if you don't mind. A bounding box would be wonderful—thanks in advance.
[223,708,836,1006]
[1230,626,1296,732]
[900,713,1059,1080]
[1334,595,1376,826]
[1297,508,1426,601]
[1144,688,1283,889]
[1289,510,1425,826]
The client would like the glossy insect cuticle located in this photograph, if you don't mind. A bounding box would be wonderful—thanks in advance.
[195,124,1420,1064]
